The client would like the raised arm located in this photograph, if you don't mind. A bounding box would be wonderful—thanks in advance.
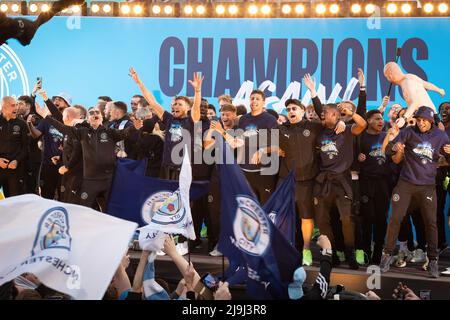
[131,250,150,293]
[26,115,43,139]
[45,115,78,139]
[188,72,203,123]
[304,73,322,117]
[338,105,367,135]
[109,119,142,142]
[381,124,399,154]
[378,96,390,114]
[129,67,165,120]
[356,68,367,117]
[419,75,445,96]
[39,90,63,122]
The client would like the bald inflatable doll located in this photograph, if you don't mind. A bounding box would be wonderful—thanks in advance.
[384,62,445,127]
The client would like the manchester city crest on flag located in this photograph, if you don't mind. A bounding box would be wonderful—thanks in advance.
[31,207,72,256]
[233,196,270,256]
[142,190,186,226]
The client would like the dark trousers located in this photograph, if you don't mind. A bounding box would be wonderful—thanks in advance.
[40,163,60,200]
[243,171,277,205]
[78,177,113,212]
[206,175,221,249]
[359,176,390,260]
[330,207,345,251]
[315,183,355,250]
[24,162,40,194]
[397,199,427,252]
[60,172,83,204]
[0,168,22,197]
[384,179,438,260]
[435,169,448,248]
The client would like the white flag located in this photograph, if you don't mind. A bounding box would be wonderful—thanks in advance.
[0,194,137,300]
[138,227,167,253]
[147,145,196,240]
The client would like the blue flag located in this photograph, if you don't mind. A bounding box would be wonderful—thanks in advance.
[108,159,209,227]
[217,147,301,300]
[263,170,296,246]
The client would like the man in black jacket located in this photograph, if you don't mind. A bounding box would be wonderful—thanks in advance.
[0,96,28,197]
[252,98,345,266]
[44,106,142,211]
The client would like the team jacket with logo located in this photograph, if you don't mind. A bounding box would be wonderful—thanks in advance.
[0,115,28,164]
[46,116,136,180]
[393,125,450,186]
[278,120,322,181]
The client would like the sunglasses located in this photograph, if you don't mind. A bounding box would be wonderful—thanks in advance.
[89,110,101,115]
[286,107,298,112]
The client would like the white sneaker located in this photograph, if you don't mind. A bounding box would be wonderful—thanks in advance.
[441,267,450,276]
[156,250,166,256]
[176,242,189,256]
[209,245,223,257]
[410,249,427,263]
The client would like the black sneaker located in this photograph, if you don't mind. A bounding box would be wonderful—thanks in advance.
[188,239,202,251]
[428,259,439,278]
[332,252,341,267]
[345,249,359,270]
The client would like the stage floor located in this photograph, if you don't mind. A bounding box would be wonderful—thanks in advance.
[128,242,450,300]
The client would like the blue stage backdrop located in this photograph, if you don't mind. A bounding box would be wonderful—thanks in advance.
[1,17,450,111]
[1,16,449,242]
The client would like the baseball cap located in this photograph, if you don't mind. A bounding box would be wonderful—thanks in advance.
[285,99,305,109]
[414,106,435,122]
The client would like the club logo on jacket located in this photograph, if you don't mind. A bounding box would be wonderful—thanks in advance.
[233,196,270,256]
[412,142,434,164]
[31,207,71,256]
[321,140,339,159]
[142,190,186,225]
[303,129,311,137]
[100,132,108,143]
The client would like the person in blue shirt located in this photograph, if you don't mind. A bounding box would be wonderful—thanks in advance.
[380,106,450,278]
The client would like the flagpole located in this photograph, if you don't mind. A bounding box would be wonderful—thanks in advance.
[188,244,191,265]
[222,255,225,280]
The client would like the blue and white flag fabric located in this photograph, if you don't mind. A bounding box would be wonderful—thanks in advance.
[0,194,137,300]
[263,170,296,246]
[108,157,209,229]
[217,146,301,299]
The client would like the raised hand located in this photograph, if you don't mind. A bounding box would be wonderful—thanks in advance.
[35,101,50,118]
[188,72,204,92]
[303,73,316,92]
[129,67,140,84]
[358,68,365,87]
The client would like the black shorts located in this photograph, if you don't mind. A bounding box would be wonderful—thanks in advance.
[277,178,315,219]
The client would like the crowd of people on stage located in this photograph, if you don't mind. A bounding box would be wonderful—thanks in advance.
[1,65,450,299]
